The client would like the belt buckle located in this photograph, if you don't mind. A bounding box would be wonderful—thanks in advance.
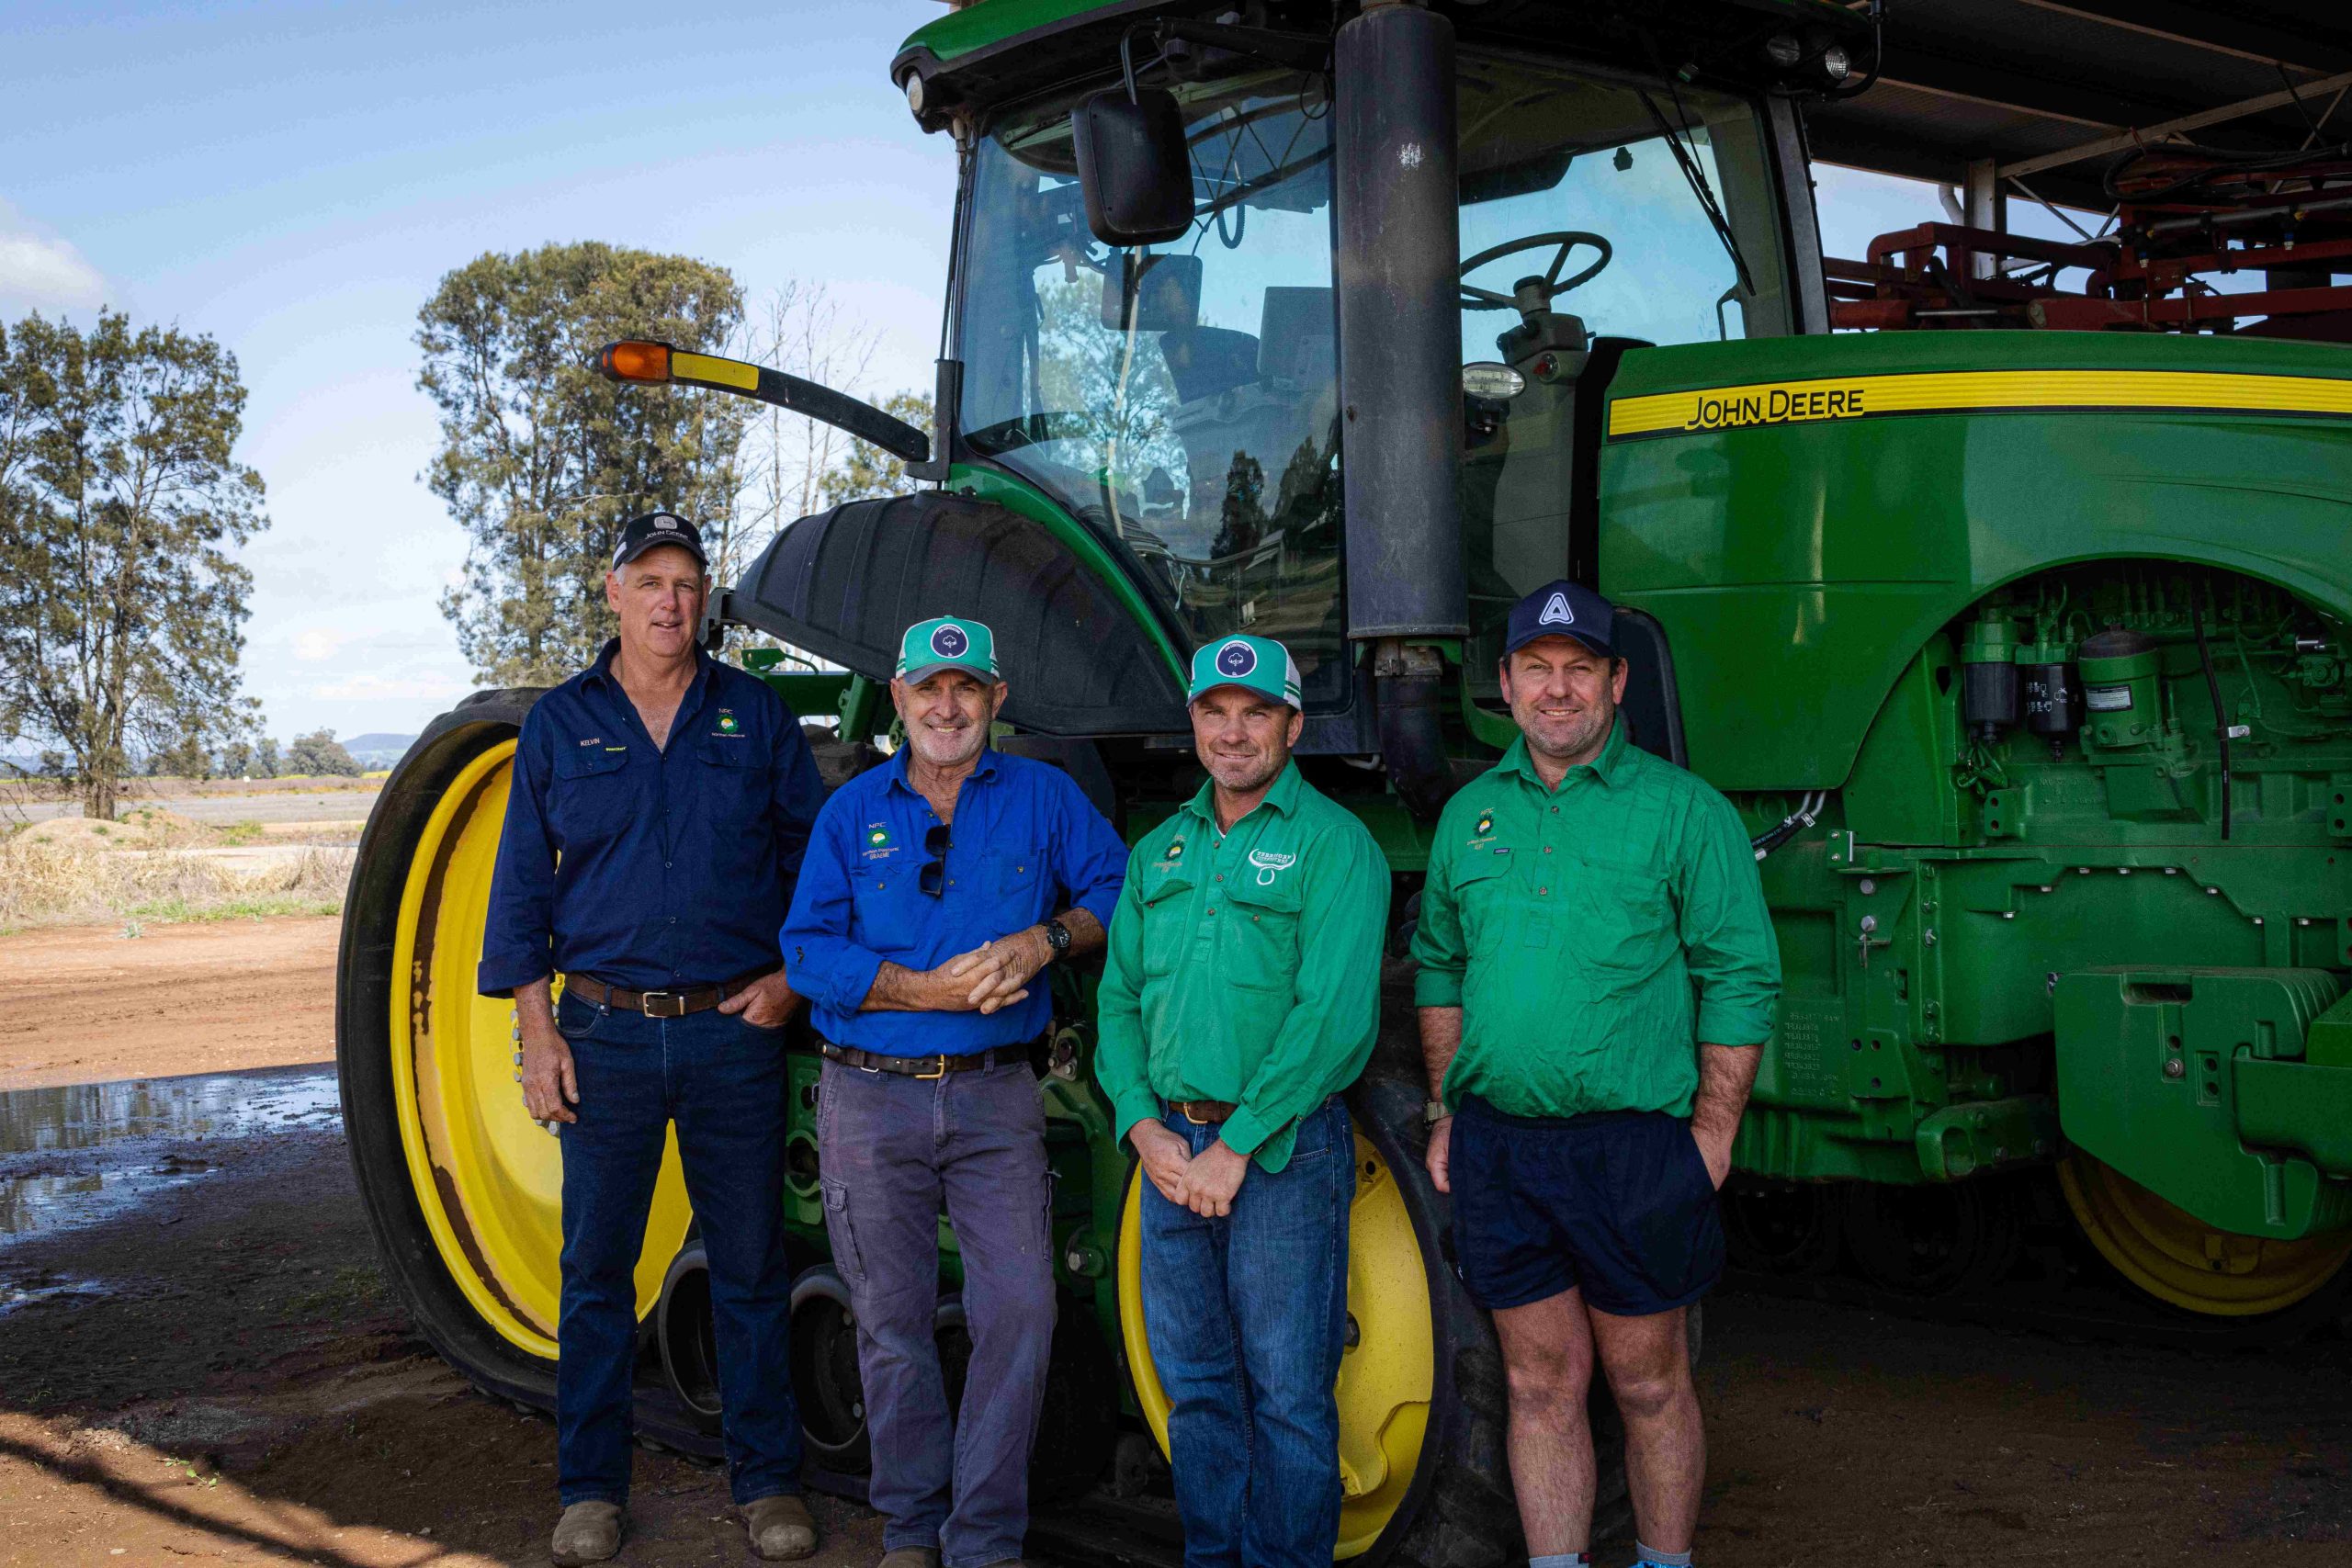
[1180,1101,1211,1125]
[915,1055,950,1080]
[640,991,686,1019]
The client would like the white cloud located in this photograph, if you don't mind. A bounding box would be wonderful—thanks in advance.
[292,626,356,661]
[0,199,108,313]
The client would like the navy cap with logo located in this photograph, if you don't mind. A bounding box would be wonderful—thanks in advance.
[1503,579,1616,661]
[612,512,708,572]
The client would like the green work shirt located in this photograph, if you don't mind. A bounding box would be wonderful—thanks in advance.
[1097,761,1388,1171]
[1411,720,1780,1119]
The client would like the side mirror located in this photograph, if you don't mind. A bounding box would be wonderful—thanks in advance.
[1070,86,1194,246]
[1099,252,1203,332]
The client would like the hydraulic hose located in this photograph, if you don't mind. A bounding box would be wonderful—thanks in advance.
[1751,791,1827,861]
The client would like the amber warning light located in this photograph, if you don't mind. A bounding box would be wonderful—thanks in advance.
[598,341,673,383]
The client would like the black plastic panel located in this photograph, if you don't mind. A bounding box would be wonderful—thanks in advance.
[728,491,1188,738]
[1615,606,1688,767]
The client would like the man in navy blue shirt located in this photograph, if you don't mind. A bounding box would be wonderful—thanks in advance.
[783,615,1125,1568]
[479,513,827,1567]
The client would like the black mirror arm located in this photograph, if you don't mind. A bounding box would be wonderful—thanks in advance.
[696,363,930,466]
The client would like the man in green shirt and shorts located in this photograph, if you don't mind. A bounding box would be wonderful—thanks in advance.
[1098,634,1387,1568]
[1413,581,1781,1568]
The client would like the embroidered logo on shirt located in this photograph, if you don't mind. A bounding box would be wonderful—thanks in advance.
[717,711,740,733]
[1539,591,1576,626]
[578,736,601,747]
[863,823,899,860]
[1247,849,1295,886]
[1475,809,1494,839]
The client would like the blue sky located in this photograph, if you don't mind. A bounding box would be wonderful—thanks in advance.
[1,2,2063,742]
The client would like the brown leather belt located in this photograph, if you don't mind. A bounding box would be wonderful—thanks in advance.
[563,965,777,1019]
[1168,1099,1238,1125]
[820,1042,1023,1079]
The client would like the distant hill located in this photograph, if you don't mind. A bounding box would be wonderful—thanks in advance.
[341,733,419,769]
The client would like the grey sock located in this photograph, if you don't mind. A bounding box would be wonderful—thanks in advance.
[1634,1545,1692,1568]
[1529,1555,1589,1568]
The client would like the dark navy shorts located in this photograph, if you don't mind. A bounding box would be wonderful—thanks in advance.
[1450,1095,1725,1317]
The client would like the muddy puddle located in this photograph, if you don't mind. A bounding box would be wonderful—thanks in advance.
[0,1065,340,1248]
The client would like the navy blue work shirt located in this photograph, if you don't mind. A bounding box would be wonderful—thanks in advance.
[781,748,1126,1056]
[477,639,827,998]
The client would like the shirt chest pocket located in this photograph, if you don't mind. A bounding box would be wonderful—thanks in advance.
[992,846,1045,906]
[696,736,765,822]
[848,863,923,956]
[1448,849,1526,950]
[1563,857,1675,980]
[1219,873,1303,996]
[1136,863,1199,979]
[549,745,631,845]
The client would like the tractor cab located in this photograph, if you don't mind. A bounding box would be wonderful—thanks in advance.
[562,0,1835,791]
[950,39,1808,718]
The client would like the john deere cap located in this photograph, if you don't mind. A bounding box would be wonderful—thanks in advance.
[612,512,708,572]
[897,615,1001,685]
[1187,635,1303,710]
[1503,578,1615,661]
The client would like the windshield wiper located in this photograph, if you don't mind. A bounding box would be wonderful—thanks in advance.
[1640,90,1755,299]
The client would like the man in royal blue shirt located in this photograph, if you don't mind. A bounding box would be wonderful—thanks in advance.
[782,615,1125,1568]
[479,513,827,1567]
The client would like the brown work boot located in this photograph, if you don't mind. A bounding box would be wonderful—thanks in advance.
[876,1549,941,1568]
[549,1499,624,1565]
[744,1493,819,1561]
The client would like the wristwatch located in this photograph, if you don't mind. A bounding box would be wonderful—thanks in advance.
[1041,918,1072,962]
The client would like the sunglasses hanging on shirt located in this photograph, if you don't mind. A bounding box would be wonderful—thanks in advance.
[919,823,953,897]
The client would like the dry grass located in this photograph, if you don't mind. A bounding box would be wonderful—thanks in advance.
[0,828,353,931]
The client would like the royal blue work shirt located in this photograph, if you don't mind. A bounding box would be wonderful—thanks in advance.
[781,748,1126,1056]
[477,639,827,998]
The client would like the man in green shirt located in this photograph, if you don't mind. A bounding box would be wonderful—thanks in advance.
[1097,634,1387,1568]
[1412,581,1780,1568]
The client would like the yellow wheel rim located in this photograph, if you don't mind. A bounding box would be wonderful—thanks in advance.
[1117,1133,1433,1560]
[2059,1151,2352,1318]
[389,739,694,1358]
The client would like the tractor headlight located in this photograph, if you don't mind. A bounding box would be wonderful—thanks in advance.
[1764,33,1803,70]
[1820,43,1852,82]
[904,73,926,117]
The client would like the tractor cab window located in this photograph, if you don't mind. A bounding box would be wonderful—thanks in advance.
[1453,55,1789,681]
[958,72,1347,706]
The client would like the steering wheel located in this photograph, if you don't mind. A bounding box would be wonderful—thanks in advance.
[1458,231,1613,311]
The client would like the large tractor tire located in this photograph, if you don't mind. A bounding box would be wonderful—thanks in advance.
[337,689,699,1419]
[1115,965,1669,1566]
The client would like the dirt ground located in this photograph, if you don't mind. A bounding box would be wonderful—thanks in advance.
[0,919,342,1090]
[0,920,2347,1566]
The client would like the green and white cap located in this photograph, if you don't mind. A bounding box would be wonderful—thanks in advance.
[897,615,1000,685]
[1188,634,1302,710]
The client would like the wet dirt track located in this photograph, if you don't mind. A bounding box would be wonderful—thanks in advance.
[0,919,343,1092]
[0,921,2346,1562]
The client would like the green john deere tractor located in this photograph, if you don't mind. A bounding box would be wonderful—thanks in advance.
[337,2,2352,1562]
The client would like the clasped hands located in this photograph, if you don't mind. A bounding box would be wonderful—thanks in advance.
[913,926,1056,1016]
[1131,1121,1250,1217]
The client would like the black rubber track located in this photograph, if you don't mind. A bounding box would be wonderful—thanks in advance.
[1351,958,1660,1566]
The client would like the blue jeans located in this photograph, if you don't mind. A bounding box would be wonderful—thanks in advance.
[816,1055,1056,1568]
[1138,1097,1354,1568]
[554,990,802,1507]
